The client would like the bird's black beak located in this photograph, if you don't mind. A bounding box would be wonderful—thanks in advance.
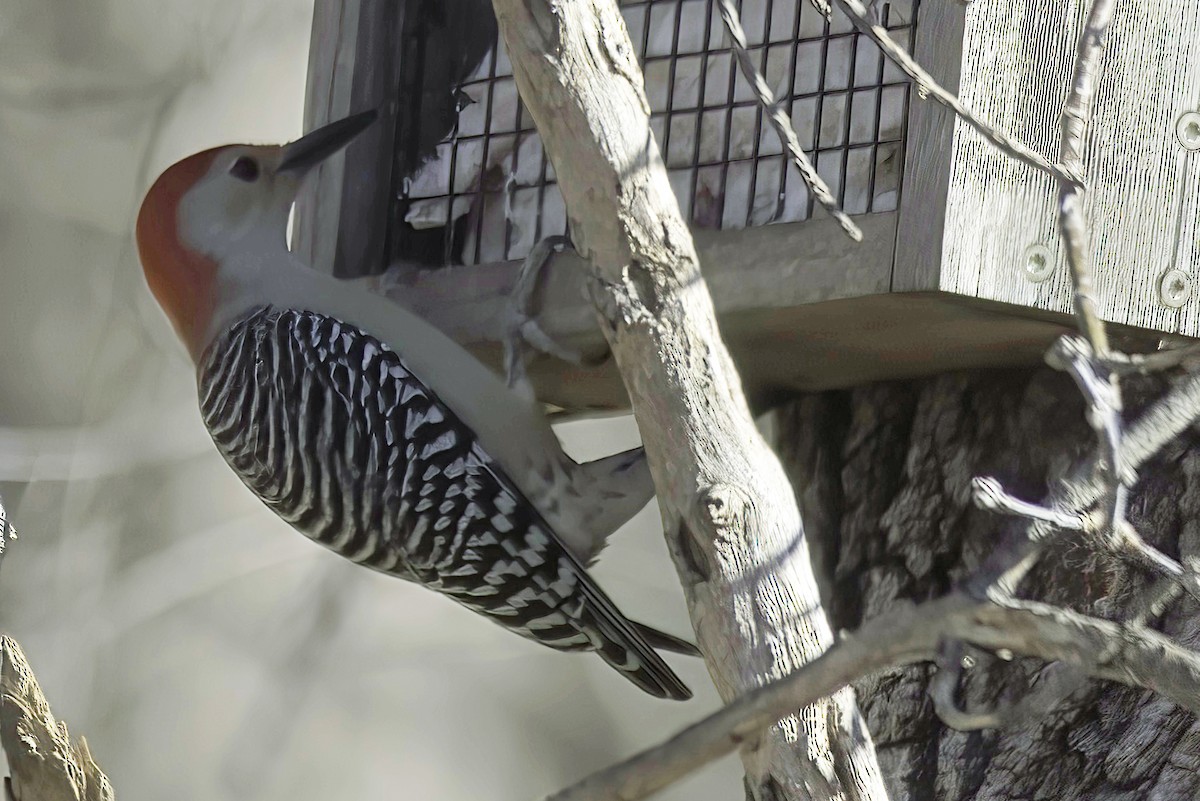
[278,109,378,174]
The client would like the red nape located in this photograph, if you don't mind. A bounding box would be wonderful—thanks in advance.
[136,147,225,360]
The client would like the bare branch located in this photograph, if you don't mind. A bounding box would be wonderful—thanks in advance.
[544,594,1200,801]
[1124,370,1200,467]
[1045,335,1130,542]
[1128,576,1188,628]
[1105,342,1200,376]
[832,0,1073,183]
[490,0,887,797]
[1,637,114,801]
[716,0,862,241]
[967,369,1200,597]
[971,476,1084,531]
[1057,0,1115,355]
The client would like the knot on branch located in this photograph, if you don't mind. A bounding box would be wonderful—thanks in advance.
[1045,333,1092,371]
[695,484,759,573]
[701,485,742,528]
[588,267,662,332]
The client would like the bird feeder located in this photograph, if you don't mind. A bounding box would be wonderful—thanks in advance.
[293,0,1192,413]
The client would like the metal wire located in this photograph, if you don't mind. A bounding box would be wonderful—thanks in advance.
[718,0,861,240]
[393,0,919,266]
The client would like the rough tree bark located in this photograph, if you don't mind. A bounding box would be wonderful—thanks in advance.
[776,367,1200,800]
[488,1,886,799]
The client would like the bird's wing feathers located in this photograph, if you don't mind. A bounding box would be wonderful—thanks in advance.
[202,306,691,700]
[455,454,692,700]
[373,328,692,700]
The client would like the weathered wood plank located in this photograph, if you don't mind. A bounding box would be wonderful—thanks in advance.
[379,213,899,344]
[362,212,1138,413]
[294,0,361,270]
[940,0,1200,335]
[294,0,404,278]
[334,0,404,277]
[891,0,964,294]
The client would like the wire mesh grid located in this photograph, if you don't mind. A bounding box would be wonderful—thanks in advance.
[394,0,918,267]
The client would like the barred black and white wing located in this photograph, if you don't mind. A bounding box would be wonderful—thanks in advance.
[197,307,690,700]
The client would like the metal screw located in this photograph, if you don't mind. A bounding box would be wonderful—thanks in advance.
[1023,244,1054,283]
[1160,269,1192,308]
[1178,112,1200,151]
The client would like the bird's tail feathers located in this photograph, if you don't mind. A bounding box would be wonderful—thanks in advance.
[578,603,693,701]
[632,621,702,657]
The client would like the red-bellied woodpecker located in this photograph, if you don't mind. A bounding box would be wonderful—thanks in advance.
[135,110,694,699]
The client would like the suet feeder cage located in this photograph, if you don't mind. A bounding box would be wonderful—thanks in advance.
[294,0,1199,413]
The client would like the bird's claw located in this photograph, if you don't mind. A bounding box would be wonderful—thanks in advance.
[504,235,608,399]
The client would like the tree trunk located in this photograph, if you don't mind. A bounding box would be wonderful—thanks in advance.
[774,367,1200,800]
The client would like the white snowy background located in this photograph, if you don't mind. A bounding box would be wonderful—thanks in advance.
[0,2,738,798]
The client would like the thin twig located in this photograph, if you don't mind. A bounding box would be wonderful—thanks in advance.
[969,369,1200,597]
[1105,342,1200,376]
[1128,576,1187,628]
[965,0,1134,617]
[1057,0,1116,356]
[971,476,1084,530]
[1105,521,1200,607]
[716,0,863,241]
[832,0,1073,184]
[940,563,1198,733]
[1045,335,1129,529]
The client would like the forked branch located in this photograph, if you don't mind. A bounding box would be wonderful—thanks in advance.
[542,593,1200,801]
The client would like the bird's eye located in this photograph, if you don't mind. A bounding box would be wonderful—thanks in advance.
[229,156,260,182]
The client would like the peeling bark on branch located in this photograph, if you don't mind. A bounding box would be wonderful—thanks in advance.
[488,1,886,799]
[1,637,113,801]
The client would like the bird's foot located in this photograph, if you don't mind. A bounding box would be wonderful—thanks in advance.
[504,235,609,399]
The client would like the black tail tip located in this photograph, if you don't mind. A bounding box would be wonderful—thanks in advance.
[633,621,702,658]
[638,672,693,701]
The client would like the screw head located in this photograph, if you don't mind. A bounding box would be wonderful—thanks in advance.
[1023,244,1054,283]
[1178,112,1200,151]
[1160,269,1193,308]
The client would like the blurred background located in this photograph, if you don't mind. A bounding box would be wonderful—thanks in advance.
[0,1,739,797]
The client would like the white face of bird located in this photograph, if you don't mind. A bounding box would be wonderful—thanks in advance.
[136,110,377,360]
[176,145,300,260]
[177,110,378,261]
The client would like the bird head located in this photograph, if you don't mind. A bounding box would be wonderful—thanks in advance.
[136,110,376,359]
